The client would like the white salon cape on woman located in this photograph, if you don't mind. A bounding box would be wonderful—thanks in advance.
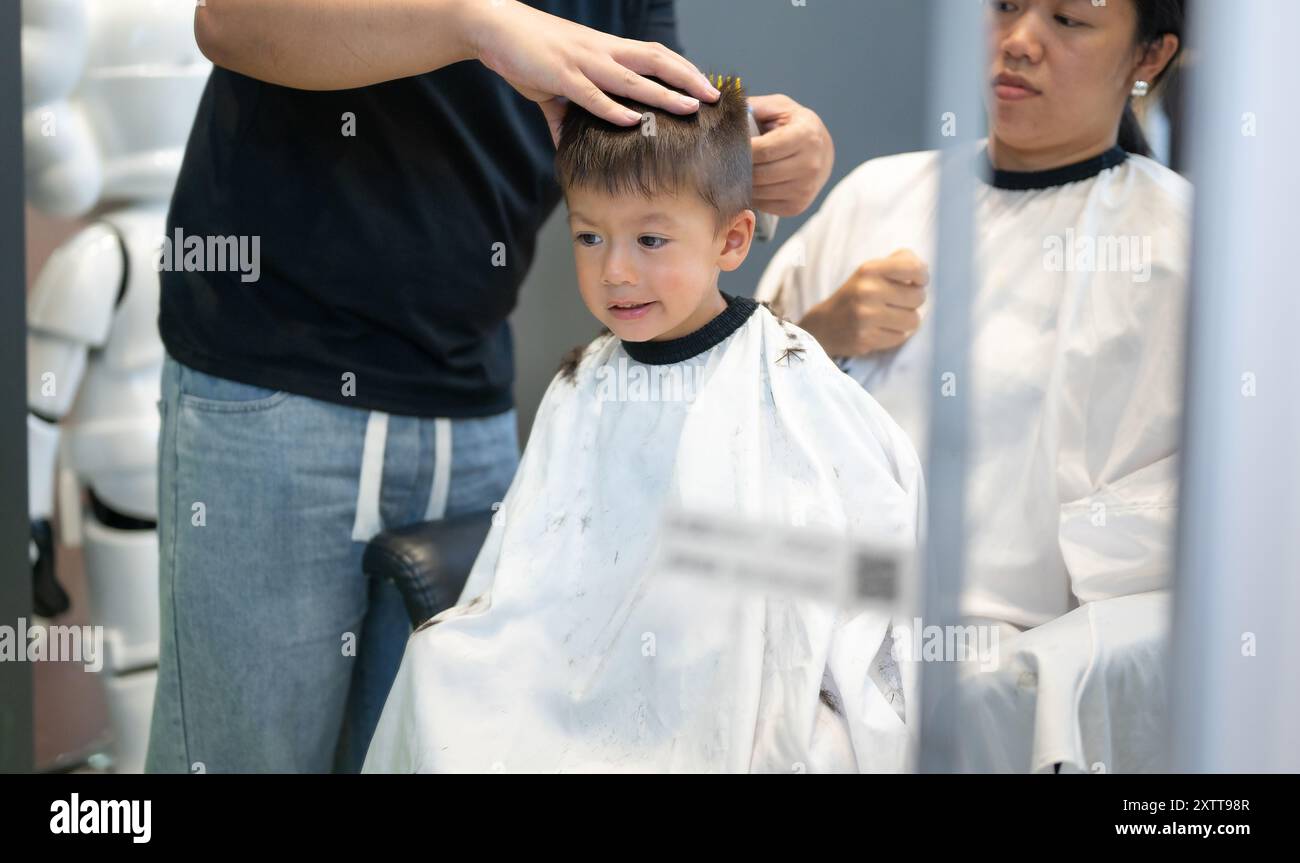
[363,297,924,773]
[756,146,1192,772]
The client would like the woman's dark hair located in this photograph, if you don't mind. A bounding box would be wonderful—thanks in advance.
[1119,0,1186,156]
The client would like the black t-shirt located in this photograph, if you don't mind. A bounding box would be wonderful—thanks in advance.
[159,0,681,418]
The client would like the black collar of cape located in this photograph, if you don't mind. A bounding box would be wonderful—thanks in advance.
[984,145,1128,191]
[621,293,759,365]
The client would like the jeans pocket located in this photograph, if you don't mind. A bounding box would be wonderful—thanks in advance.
[177,362,290,413]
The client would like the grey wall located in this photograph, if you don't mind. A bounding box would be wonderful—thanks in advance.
[509,0,930,437]
[1,0,34,774]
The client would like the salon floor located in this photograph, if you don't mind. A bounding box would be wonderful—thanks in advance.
[34,542,114,773]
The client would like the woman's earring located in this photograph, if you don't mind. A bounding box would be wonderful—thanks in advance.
[1131,80,1151,98]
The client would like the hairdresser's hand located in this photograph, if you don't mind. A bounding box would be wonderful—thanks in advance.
[469,0,720,146]
[749,94,835,217]
[799,249,929,357]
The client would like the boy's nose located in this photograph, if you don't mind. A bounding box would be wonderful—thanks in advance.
[601,248,637,286]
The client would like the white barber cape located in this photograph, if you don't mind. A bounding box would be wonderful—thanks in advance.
[363,298,924,773]
[756,147,1191,771]
[956,590,1172,774]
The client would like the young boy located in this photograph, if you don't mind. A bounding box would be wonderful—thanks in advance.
[363,78,923,773]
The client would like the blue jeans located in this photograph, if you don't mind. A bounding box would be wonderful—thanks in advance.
[145,353,519,773]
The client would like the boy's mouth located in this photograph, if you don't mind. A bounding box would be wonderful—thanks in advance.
[607,300,657,321]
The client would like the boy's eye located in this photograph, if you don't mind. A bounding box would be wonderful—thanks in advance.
[1055,14,1084,28]
[575,233,601,247]
[638,236,668,250]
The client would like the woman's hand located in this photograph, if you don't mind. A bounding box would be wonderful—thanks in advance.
[192,0,718,118]
[749,94,835,217]
[469,0,721,145]
[799,249,929,357]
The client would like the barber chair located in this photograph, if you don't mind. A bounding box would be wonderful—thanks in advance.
[362,511,494,628]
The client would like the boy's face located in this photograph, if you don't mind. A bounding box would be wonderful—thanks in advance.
[566,185,755,343]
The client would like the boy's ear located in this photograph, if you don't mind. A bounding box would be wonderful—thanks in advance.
[717,209,756,273]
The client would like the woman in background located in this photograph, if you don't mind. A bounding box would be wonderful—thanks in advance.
[757,0,1189,772]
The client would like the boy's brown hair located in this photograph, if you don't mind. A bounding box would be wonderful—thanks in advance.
[555,75,752,231]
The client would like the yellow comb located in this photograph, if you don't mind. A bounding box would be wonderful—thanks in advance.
[710,74,744,93]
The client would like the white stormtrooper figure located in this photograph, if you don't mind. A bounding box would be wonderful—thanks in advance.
[22,0,210,773]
